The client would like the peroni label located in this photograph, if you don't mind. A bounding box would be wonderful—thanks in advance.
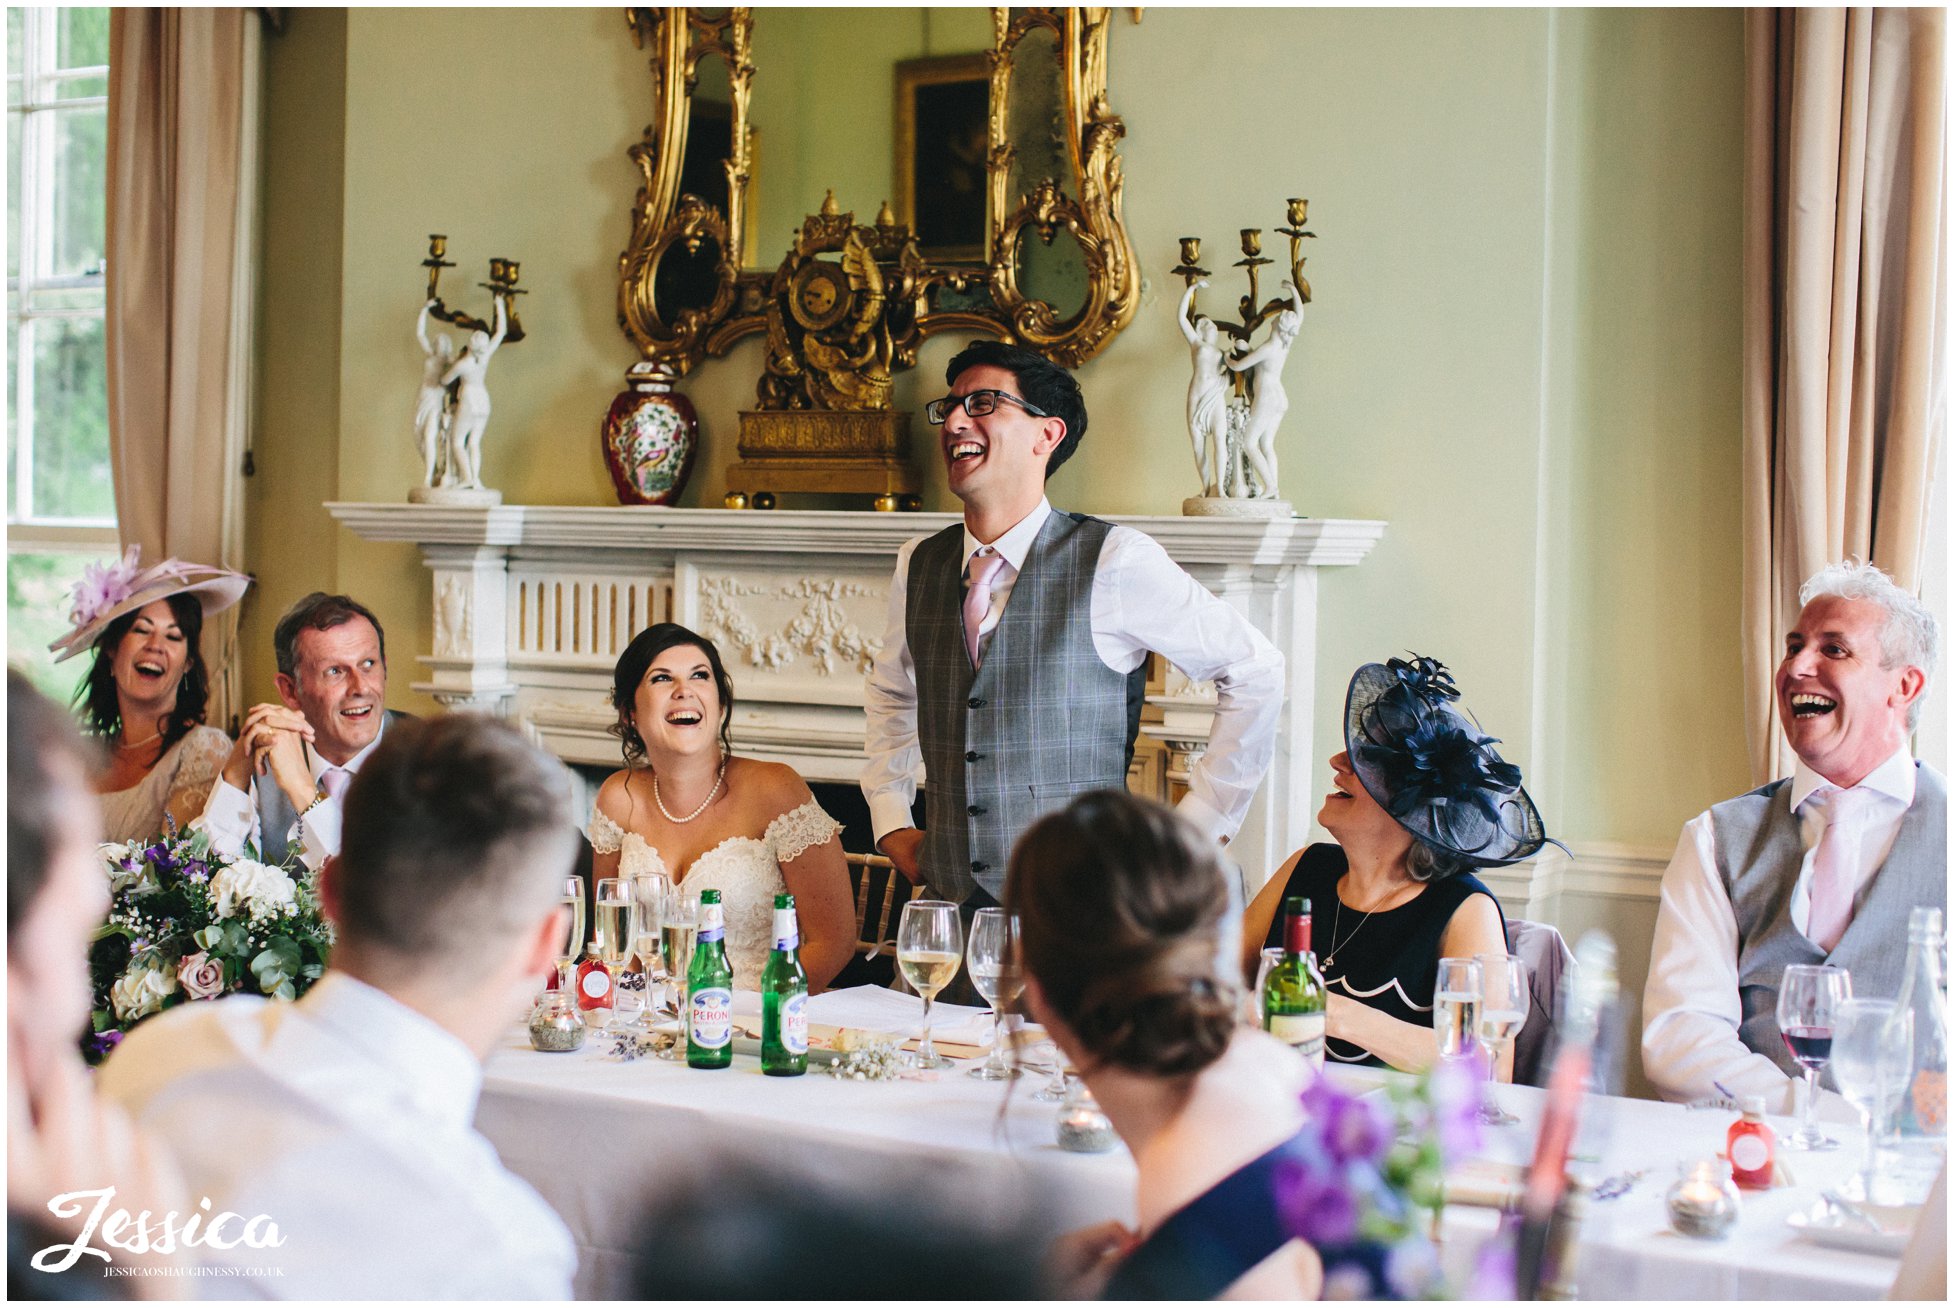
[690,987,733,1048]
[782,993,809,1055]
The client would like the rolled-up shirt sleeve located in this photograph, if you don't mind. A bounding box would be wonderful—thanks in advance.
[193,777,258,861]
[861,537,924,848]
[1097,528,1283,844]
[296,801,341,872]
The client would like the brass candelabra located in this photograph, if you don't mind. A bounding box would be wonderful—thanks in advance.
[1171,198,1313,349]
[421,234,528,344]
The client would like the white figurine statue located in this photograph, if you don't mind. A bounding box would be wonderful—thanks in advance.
[1177,280,1230,497]
[439,295,508,491]
[1224,279,1302,501]
[414,299,457,487]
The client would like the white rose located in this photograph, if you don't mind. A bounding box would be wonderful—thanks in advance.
[109,961,177,1022]
[209,859,298,921]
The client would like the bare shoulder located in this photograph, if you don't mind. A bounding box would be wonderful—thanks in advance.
[593,768,643,821]
[733,757,816,817]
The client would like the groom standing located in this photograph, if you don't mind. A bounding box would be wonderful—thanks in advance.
[862,341,1283,926]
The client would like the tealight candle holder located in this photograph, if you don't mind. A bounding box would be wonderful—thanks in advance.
[1665,1156,1740,1239]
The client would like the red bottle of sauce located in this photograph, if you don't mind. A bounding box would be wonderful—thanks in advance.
[1726,1095,1776,1189]
[575,945,615,1017]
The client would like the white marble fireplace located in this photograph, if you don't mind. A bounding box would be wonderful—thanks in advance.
[327,504,1382,883]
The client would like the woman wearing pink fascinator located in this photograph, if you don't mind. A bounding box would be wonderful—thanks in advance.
[49,547,251,843]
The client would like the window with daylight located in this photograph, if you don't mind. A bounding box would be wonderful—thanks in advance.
[7,6,116,701]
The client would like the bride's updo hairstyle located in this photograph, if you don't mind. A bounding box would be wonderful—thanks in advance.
[1006,790,1236,1080]
[609,622,736,767]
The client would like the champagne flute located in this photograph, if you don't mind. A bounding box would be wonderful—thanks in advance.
[1475,953,1529,1126]
[1435,957,1483,1064]
[552,875,586,993]
[630,871,669,1028]
[966,908,1024,1081]
[897,900,964,1069]
[1250,946,1284,1027]
[1831,998,1913,1204]
[657,889,701,1059]
[594,878,639,1022]
[1777,963,1852,1151]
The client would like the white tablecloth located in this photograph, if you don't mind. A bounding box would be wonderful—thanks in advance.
[475,995,1913,1301]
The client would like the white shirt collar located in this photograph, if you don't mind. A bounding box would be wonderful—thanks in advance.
[311,714,386,783]
[1790,742,1915,812]
[962,498,1052,574]
[294,971,483,1128]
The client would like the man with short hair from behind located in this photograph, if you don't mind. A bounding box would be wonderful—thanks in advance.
[196,591,404,870]
[101,713,579,1297]
[1643,560,1945,1112]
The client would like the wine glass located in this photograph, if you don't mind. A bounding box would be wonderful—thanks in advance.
[897,900,964,1070]
[1475,952,1529,1126]
[1777,963,1852,1150]
[630,871,670,1027]
[656,889,701,1060]
[594,878,639,1023]
[966,908,1024,1081]
[1435,957,1483,1063]
[1831,998,1913,1204]
[1249,946,1284,1027]
[552,875,586,994]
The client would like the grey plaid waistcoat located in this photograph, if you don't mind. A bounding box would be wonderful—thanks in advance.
[1710,762,1946,1078]
[908,512,1146,902]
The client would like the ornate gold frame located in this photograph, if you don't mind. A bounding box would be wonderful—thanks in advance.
[617,6,1138,376]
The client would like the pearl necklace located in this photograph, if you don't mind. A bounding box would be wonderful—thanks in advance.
[115,728,163,752]
[653,754,727,824]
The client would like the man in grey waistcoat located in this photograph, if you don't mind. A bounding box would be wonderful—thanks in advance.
[1643,560,1943,1114]
[862,341,1284,995]
[196,592,408,870]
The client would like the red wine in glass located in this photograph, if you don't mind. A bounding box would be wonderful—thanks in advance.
[1782,1025,1833,1069]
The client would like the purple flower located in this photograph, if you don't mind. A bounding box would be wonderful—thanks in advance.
[1427,1055,1485,1160]
[1276,1156,1360,1247]
[130,937,149,952]
[1466,1231,1518,1300]
[1303,1077,1391,1167]
[66,546,143,627]
[86,1029,124,1060]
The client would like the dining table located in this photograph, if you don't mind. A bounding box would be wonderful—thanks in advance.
[473,987,1920,1301]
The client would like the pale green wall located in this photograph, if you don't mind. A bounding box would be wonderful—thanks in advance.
[246,7,1751,851]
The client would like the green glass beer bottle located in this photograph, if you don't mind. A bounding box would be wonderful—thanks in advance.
[1262,896,1326,1071]
[686,889,734,1069]
[761,892,810,1077]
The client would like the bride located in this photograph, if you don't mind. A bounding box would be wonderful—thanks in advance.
[588,623,855,992]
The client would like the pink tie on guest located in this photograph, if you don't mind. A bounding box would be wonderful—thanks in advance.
[1805,786,1870,953]
[320,767,352,805]
[962,549,1007,669]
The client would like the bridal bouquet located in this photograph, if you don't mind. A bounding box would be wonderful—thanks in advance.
[85,828,334,1064]
[1277,1059,1485,1299]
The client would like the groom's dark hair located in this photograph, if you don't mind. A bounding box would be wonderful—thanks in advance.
[944,340,1087,478]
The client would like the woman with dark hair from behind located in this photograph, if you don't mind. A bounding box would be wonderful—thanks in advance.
[1242,656,1549,1075]
[8,669,182,1298]
[588,623,855,991]
[1010,789,1322,1300]
[48,550,249,844]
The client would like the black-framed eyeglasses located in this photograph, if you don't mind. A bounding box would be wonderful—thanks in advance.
[924,389,1051,425]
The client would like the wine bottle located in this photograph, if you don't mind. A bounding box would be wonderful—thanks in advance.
[1893,906,1948,1203]
[1262,896,1326,1070]
[762,893,810,1077]
[686,889,734,1069]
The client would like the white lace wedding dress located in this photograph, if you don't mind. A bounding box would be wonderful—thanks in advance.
[586,800,842,990]
[99,725,231,845]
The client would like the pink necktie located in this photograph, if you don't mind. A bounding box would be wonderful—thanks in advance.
[963,550,1007,668]
[1806,787,1869,953]
[320,767,352,805]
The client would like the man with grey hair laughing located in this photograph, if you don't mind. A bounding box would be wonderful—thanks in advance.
[1642,559,1943,1115]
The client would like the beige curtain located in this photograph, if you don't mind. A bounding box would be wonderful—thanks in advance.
[106,10,260,731]
[1741,8,1947,784]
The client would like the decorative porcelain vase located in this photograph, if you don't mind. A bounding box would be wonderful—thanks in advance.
[602,362,698,506]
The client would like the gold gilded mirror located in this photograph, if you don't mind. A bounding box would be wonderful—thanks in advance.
[617,7,1138,378]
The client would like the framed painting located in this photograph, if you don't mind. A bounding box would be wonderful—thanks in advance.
[893,53,991,263]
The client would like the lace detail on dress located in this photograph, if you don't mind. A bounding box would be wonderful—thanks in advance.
[766,800,841,865]
[587,809,625,855]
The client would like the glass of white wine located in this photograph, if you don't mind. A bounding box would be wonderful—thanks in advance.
[553,875,586,994]
[1474,952,1529,1125]
[595,878,640,1023]
[657,888,701,1059]
[966,908,1025,1081]
[897,899,964,1070]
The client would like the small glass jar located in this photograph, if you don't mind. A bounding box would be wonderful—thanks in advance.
[1665,1156,1740,1239]
[1056,1078,1118,1153]
[529,987,588,1053]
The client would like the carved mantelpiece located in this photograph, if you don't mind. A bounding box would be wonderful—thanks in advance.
[326,504,1383,883]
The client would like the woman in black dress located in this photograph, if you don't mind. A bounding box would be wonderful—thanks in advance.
[1242,656,1557,1076]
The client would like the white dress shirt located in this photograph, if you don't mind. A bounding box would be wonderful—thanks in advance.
[862,498,1285,847]
[195,730,384,871]
[98,972,575,1299]
[1642,745,1915,1116]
